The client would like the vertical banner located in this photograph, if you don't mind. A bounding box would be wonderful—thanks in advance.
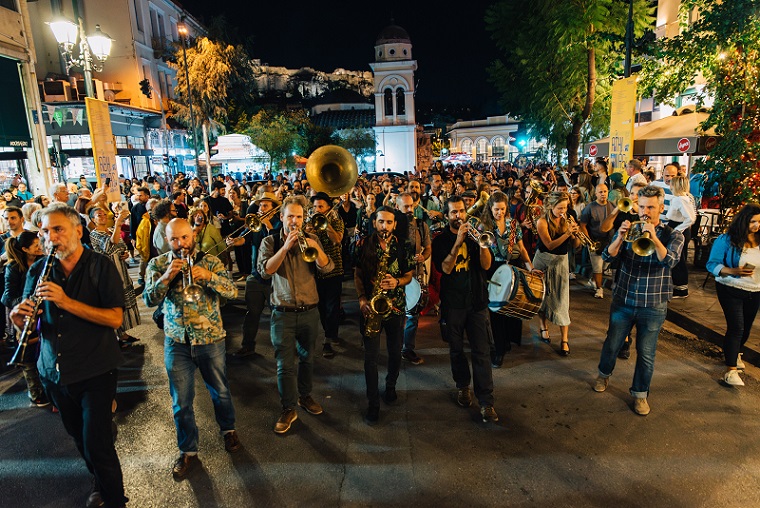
[609,76,637,178]
[85,98,120,203]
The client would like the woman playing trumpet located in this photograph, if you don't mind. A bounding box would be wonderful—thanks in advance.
[533,192,581,356]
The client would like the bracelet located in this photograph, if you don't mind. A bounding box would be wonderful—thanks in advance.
[395,277,401,288]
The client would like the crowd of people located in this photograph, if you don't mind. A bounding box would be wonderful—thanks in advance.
[3,156,759,508]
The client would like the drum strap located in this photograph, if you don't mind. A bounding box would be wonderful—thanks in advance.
[511,269,542,302]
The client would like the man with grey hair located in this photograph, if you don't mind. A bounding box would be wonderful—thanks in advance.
[10,202,128,507]
[50,182,91,246]
[593,185,684,417]
[625,159,647,193]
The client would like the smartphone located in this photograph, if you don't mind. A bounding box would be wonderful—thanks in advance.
[744,263,755,270]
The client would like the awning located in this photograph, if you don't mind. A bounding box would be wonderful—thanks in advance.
[584,105,720,157]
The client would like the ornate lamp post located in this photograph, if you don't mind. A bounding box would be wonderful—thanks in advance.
[47,18,112,98]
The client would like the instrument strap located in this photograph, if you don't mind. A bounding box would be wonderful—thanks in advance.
[512,268,542,302]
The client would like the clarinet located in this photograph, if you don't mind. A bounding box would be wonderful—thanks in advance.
[8,247,57,367]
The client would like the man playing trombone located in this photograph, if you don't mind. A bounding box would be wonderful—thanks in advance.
[143,218,241,478]
[257,195,333,434]
[593,186,684,417]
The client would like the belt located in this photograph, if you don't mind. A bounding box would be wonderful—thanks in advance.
[273,304,317,313]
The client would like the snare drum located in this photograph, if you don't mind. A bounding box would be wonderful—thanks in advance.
[405,277,422,313]
[487,264,545,320]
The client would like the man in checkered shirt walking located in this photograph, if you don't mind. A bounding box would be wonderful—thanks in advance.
[592,185,684,416]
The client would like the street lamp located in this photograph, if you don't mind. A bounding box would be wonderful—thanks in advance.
[48,18,112,98]
[177,20,200,175]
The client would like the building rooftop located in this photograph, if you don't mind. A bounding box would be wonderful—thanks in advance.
[312,109,375,130]
[376,23,411,45]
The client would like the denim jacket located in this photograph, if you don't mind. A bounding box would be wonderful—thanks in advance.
[706,234,742,278]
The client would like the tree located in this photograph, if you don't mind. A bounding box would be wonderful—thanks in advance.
[642,0,760,209]
[486,0,653,166]
[335,128,376,172]
[169,37,254,186]
[237,109,306,171]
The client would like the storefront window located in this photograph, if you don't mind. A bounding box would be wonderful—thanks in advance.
[133,156,149,179]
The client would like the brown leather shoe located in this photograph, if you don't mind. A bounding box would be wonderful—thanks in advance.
[274,408,298,434]
[223,430,241,453]
[297,395,323,415]
[172,453,199,478]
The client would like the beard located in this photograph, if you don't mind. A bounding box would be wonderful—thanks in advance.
[172,239,197,257]
[48,237,77,260]
[410,191,420,201]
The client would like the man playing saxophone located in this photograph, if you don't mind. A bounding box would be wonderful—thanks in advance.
[257,195,333,434]
[354,206,414,425]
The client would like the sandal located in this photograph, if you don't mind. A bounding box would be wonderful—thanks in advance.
[540,328,551,344]
[559,340,570,357]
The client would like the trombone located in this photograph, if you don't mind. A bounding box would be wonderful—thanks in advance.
[309,199,342,231]
[624,217,656,256]
[298,230,319,262]
[203,205,281,255]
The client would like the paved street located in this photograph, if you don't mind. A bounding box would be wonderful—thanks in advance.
[2,277,760,508]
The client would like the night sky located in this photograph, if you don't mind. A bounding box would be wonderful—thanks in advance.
[179,0,502,120]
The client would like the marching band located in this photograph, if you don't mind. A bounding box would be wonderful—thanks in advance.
[7,149,736,507]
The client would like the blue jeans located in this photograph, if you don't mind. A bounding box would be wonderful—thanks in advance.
[164,338,236,453]
[597,300,668,397]
[403,312,418,353]
[270,308,319,409]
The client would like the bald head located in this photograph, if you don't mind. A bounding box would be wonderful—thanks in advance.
[166,218,196,255]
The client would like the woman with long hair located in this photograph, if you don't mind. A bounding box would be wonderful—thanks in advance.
[707,203,760,387]
[667,175,696,298]
[533,191,581,356]
[2,232,48,405]
[356,192,377,239]
[89,206,141,347]
[227,187,252,275]
[481,191,536,367]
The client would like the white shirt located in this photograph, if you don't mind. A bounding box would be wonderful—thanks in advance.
[626,172,647,193]
[666,194,696,232]
[715,246,760,292]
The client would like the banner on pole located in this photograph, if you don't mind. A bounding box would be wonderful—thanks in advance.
[85,98,120,203]
[609,76,637,178]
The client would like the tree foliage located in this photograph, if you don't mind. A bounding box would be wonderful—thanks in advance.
[642,0,760,209]
[486,0,653,166]
[237,109,310,170]
[335,128,376,170]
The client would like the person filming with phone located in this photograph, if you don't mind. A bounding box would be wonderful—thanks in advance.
[707,203,760,387]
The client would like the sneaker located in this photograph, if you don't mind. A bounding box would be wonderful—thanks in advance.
[322,343,335,359]
[723,369,745,387]
[383,387,398,405]
[172,453,199,478]
[401,350,424,365]
[633,397,651,416]
[593,376,608,392]
[568,272,577,280]
[457,387,472,408]
[618,343,631,360]
[671,294,688,299]
[491,354,504,369]
[30,394,50,407]
[297,395,324,415]
[86,478,103,508]
[586,279,597,290]
[274,408,298,434]
[481,405,499,423]
[594,288,604,299]
[233,347,255,358]
[737,353,746,370]
[365,406,379,425]
[223,430,241,453]
[328,337,341,347]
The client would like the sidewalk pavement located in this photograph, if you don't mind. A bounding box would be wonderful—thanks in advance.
[666,266,760,367]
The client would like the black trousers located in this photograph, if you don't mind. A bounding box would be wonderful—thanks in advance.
[42,369,127,508]
[316,276,342,341]
[241,278,271,350]
[716,282,760,367]
[441,307,495,406]
[361,313,404,408]
[489,311,522,355]
[668,220,691,293]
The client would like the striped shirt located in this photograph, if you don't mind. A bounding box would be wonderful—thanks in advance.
[651,180,673,222]
[602,224,684,307]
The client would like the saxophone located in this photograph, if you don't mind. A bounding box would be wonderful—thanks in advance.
[363,232,394,339]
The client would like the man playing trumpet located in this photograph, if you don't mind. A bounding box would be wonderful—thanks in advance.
[257,195,333,434]
[593,186,684,417]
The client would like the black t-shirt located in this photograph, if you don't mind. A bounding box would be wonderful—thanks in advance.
[206,195,234,235]
[432,228,491,311]
[337,202,358,229]
[536,210,577,256]
[28,249,125,385]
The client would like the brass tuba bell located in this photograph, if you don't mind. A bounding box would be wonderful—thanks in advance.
[305,145,359,198]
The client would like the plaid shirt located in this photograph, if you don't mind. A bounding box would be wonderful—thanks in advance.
[602,224,684,307]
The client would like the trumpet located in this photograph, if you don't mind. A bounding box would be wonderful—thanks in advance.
[624,218,656,256]
[180,249,204,303]
[617,197,633,213]
[455,216,495,248]
[563,214,600,251]
[298,230,319,262]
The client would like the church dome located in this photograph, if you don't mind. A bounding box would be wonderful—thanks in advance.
[376,23,411,45]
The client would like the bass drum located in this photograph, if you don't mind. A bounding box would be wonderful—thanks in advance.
[405,277,422,314]
[488,264,545,320]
